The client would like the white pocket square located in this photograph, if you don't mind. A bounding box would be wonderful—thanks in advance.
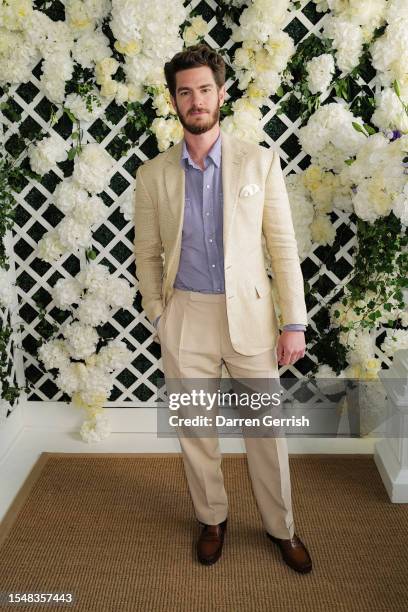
[239,183,260,197]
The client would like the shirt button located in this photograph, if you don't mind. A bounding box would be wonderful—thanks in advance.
[206,185,210,189]
[209,239,213,242]
[211,264,215,268]
[206,212,210,216]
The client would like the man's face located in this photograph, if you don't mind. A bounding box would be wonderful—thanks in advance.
[170,65,225,135]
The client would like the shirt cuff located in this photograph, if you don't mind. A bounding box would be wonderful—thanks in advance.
[283,324,306,331]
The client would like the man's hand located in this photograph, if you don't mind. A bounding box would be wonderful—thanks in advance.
[276,330,306,366]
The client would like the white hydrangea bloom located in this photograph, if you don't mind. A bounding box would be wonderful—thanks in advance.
[65,91,108,122]
[71,195,108,226]
[54,179,89,215]
[37,338,71,371]
[306,53,335,95]
[285,172,314,260]
[28,134,68,175]
[77,263,111,293]
[53,277,83,309]
[77,295,111,326]
[37,231,69,263]
[221,98,264,144]
[310,213,336,246]
[298,102,367,171]
[93,340,132,372]
[73,144,115,194]
[62,321,99,360]
[80,413,111,443]
[150,116,184,151]
[56,217,92,251]
[371,89,408,134]
[323,17,363,73]
[102,277,136,309]
[72,28,111,69]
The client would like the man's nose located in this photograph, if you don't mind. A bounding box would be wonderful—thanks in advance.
[191,92,204,106]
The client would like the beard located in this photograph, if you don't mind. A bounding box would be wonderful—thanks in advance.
[175,102,220,135]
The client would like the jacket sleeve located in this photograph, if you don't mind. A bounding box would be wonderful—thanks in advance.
[133,165,164,325]
[262,151,308,327]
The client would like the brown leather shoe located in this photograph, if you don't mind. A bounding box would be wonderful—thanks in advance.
[197,518,228,565]
[267,532,312,573]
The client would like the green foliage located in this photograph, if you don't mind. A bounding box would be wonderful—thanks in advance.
[277,33,333,124]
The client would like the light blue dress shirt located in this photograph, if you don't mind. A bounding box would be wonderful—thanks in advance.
[154,132,306,333]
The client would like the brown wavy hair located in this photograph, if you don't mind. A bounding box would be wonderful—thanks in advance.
[164,43,226,98]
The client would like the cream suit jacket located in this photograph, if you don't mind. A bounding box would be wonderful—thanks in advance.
[133,129,308,356]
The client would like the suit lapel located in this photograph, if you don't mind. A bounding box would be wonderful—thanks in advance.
[220,130,246,257]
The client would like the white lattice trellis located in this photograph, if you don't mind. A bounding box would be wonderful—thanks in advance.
[0,1,394,414]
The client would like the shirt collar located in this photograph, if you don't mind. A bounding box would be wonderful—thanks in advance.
[180,131,221,169]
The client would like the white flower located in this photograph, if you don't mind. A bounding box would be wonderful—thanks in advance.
[298,102,366,172]
[150,116,183,151]
[54,179,88,215]
[65,91,108,122]
[392,183,408,226]
[71,195,108,226]
[55,362,82,394]
[323,17,363,73]
[0,29,38,85]
[310,214,336,245]
[285,172,314,260]
[0,0,33,30]
[103,277,136,309]
[62,321,99,359]
[72,29,111,69]
[77,262,111,293]
[65,0,111,32]
[371,19,408,89]
[119,192,135,222]
[93,340,132,372]
[152,88,174,117]
[53,278,82,309]
[37,339,71,371]
[37,231,69,263]
[220,98,264,144]
[306,53,335,95]
[40,51,74,104]
[371,88,408,134]
[77,295,111,326]
[110,0,186,97]
[115,83,129,105]
[56,217,92,251]
[75,364,113,402]
[73,144,115,194]
[381,329,408,357]
[80,413,111,443]
[28,134,67,175]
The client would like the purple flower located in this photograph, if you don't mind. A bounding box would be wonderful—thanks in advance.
[391,130,402,141]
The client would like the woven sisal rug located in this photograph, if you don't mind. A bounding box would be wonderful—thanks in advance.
[0,453,407,611]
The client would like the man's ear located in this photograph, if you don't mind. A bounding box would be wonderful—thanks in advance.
[219,85,226,107]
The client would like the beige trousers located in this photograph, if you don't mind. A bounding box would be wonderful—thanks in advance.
[157,288,295,539]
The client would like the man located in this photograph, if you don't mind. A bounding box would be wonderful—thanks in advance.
[134,43,312,573]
